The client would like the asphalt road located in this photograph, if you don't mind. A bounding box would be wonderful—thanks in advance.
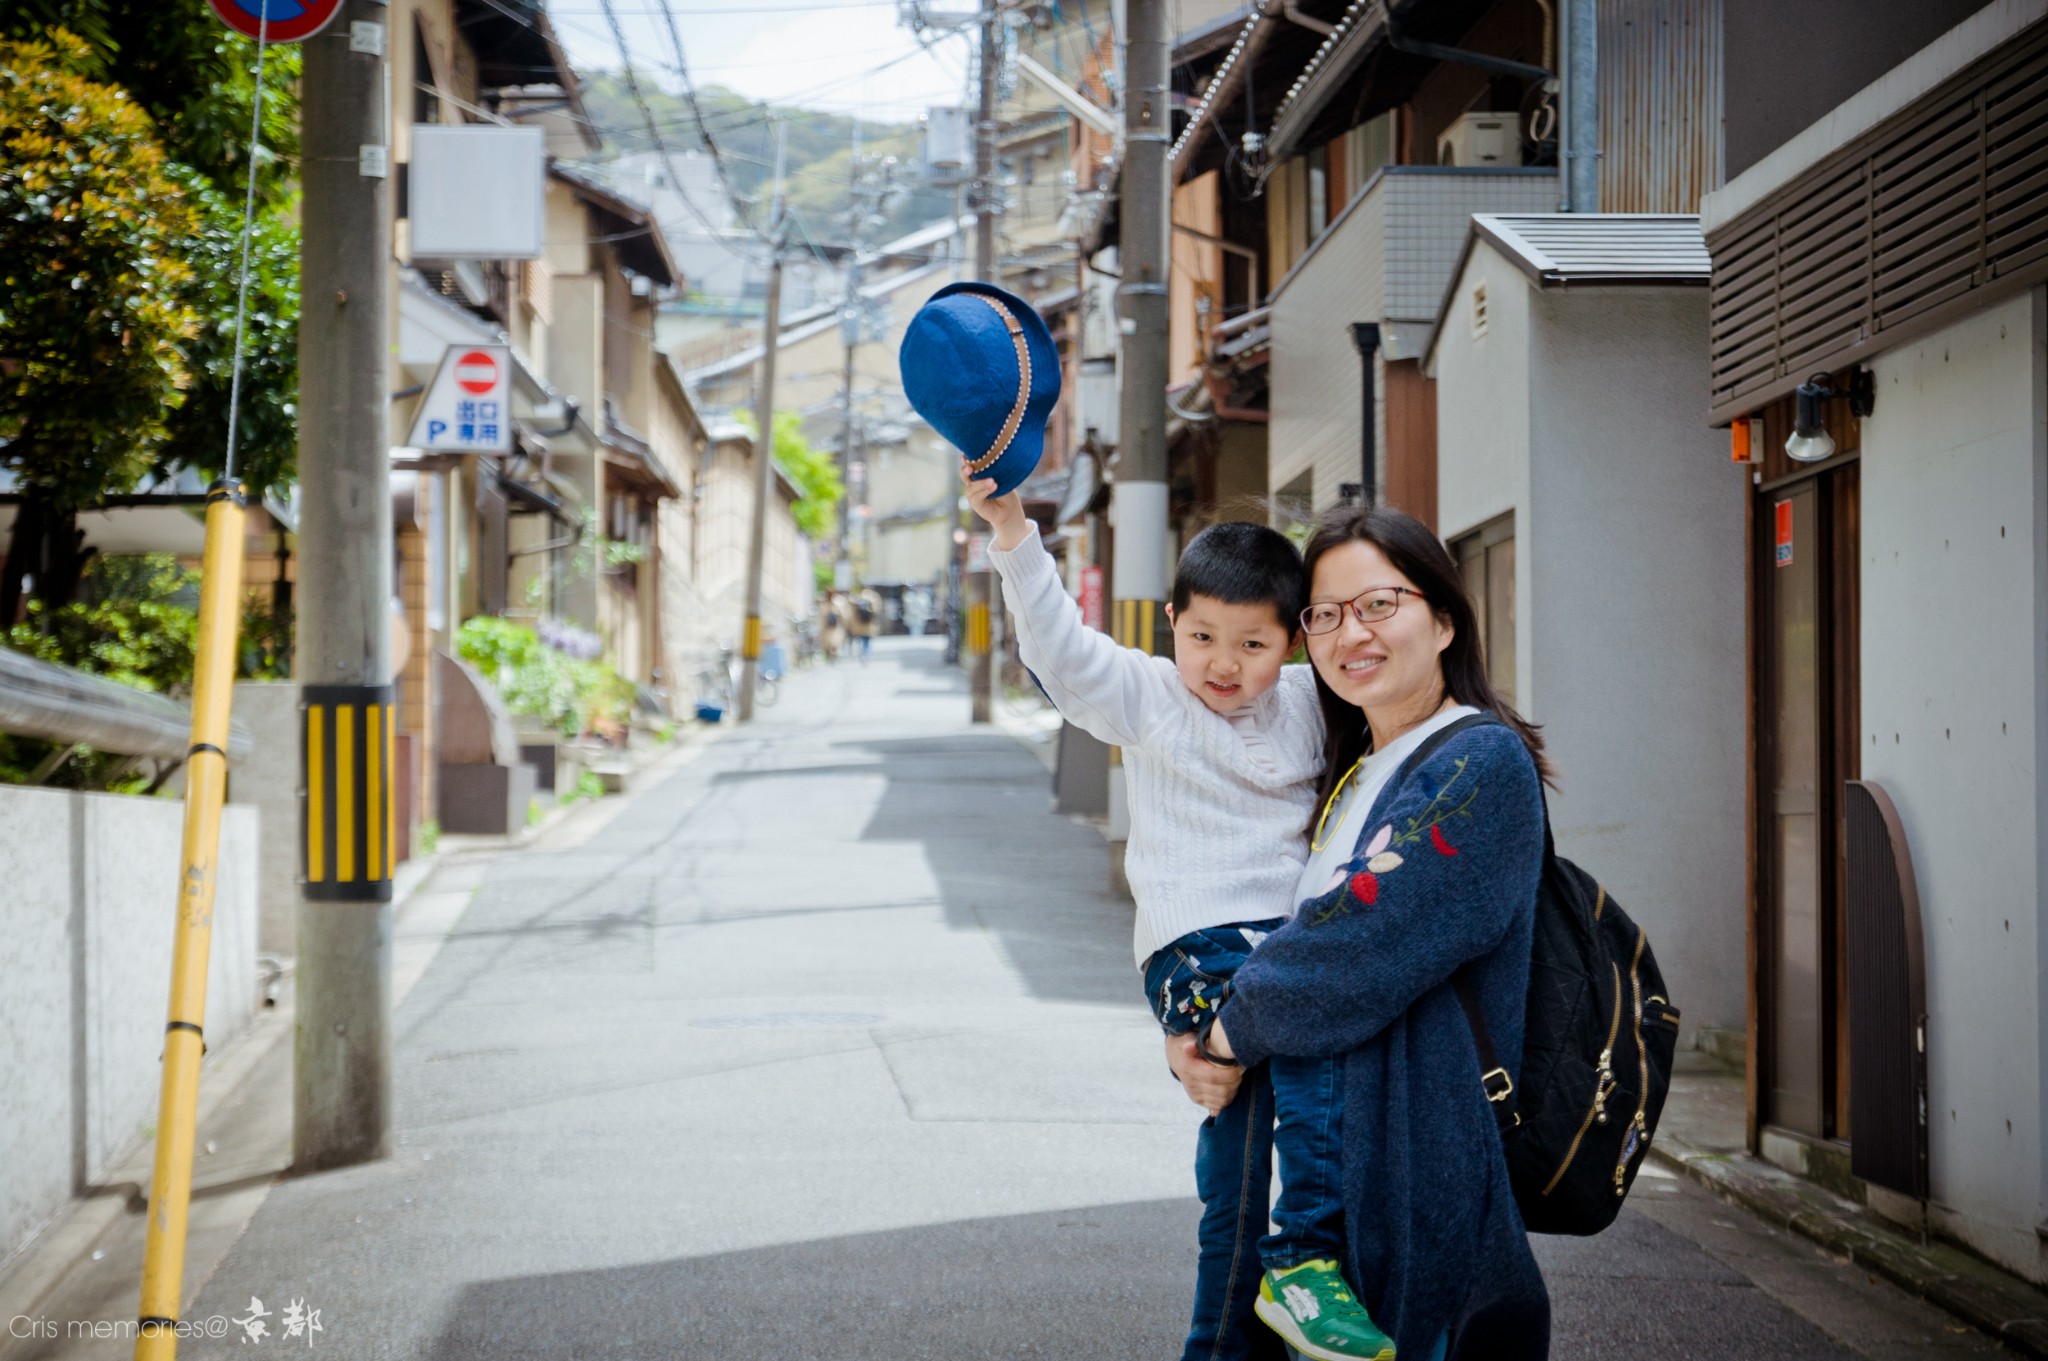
[146,638,2003,1359]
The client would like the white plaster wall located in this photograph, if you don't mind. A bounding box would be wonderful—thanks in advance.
[1434,243,1533,702]
[1527,286,1750,1047]
[1860,288,2048,1280]
[0,789,259,1269]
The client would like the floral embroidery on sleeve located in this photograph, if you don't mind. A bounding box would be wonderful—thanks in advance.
[1310,756,1480,925]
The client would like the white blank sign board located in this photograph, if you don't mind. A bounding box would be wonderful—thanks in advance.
[409,124,545,260]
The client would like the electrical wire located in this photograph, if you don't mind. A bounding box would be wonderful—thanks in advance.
[221,11,273,484]
[594,0,762,263]
[650,0,753,229]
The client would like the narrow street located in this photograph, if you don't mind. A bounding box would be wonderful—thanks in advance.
[139,642,2010,1358]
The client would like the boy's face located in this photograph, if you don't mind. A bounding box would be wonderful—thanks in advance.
[1165,594,1298,715]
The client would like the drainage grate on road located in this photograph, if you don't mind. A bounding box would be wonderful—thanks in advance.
[688,1011,885,1028]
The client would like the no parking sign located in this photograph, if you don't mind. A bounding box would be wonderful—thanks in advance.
[206,0,344,42]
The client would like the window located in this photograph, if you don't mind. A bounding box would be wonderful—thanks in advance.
[1452,513,1514,702]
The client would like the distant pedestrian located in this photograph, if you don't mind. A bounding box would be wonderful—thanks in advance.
[849,588,880,661]
[969,473,1395,1361]
[821,596,847,661]
[1172,504,1554,1361]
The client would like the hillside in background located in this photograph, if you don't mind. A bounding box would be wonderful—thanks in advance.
[575,74,960,248]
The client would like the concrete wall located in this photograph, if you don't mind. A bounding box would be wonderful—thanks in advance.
[1722,0,1991,179]
[1434,242,1534,704]
[0,788,259,1270]
[1526,284,1750,1049]
[1859,288,2048,1280]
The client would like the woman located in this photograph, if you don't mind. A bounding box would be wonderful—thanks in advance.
[1170,504,1552,1361]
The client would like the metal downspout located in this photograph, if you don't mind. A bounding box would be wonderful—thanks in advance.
[1351,322,1381,504]
[1562,0,1599,211]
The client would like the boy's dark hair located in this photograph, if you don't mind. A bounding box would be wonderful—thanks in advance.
[1170,521,1308,633]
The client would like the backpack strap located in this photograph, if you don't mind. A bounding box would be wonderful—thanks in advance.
[1388,711,1524,1134]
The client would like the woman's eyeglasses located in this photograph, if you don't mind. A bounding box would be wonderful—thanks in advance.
[1299,586,1426,636]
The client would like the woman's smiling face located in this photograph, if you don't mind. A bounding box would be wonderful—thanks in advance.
[1306,539,1454,719]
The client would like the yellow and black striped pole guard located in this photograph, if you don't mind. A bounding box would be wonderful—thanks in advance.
[301,684,397,901]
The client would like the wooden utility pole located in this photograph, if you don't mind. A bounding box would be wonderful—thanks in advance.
[967,0,1000,723]
[738,123,788,722]
[294,0,396,1173]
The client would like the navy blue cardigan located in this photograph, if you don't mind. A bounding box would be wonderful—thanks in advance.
[1217,722,1550,1360]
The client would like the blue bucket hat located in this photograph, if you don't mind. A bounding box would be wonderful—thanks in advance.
[899,281,1061,498]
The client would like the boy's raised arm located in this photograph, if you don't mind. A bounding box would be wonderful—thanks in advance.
[968,479,1169,749]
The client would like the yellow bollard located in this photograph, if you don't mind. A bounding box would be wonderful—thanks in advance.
[135,482,245,1360]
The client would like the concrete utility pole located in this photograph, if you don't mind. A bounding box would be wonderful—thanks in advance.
[1106,0,1171,884]
[966,0,1000,724]
[738,124,788,722]
[1115,0,1169,653]
[295,0,395,1173]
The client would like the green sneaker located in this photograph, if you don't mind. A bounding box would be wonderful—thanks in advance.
[1253,1259,1396,1361]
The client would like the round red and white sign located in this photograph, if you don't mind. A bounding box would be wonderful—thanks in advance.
[206,0,343,42]
[454,350,500,395]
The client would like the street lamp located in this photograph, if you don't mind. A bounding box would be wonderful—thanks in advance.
[1785,368,1874,463]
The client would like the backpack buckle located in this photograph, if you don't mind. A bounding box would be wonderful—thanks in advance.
[1481,1067,1515,1104]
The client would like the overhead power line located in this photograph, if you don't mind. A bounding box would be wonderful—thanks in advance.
[594,0,761,263]
[650,0,754,230]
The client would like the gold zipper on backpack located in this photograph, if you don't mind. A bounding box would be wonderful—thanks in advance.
[1615,931,1651,1196]
[1541,960,1622,1197]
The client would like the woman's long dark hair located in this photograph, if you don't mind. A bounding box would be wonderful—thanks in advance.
[1301,504,1552,832]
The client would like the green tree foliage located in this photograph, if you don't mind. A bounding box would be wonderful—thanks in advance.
[737,411,845,542]
[157,168,301,498]
[1,0,302,210]
[0,30,202,617]
[0,8,304,621]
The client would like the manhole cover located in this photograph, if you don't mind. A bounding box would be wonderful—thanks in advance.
[689,1011,884,1029]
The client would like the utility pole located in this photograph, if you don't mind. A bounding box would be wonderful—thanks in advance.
[294,0,395,1173]
[836,261,861,578]
[738,123,788,722]
[1107,0,1171,886]
[966,0,1000,723]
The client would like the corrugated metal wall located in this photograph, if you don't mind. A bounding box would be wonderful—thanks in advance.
[1599,0,1725,213]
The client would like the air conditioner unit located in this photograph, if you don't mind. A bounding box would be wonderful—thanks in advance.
[1437,112,1521,167]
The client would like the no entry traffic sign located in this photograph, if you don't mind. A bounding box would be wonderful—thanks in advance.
[406,344,512,454]
[454,350,500,396]
[206,0,343,42]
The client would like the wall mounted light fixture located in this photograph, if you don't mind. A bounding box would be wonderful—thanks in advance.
[1785,367,1875,463]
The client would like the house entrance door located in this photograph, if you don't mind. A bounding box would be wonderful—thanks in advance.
[1755,464,1859,1140]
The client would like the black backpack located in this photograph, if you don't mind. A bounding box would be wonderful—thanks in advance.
[1395,714,1680,1236]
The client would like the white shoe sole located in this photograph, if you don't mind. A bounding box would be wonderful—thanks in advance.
[1253,1293,1397,1361]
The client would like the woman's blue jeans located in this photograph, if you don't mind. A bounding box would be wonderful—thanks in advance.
[1144,924,1348,1361]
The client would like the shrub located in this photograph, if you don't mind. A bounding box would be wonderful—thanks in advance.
[454,615,634,740]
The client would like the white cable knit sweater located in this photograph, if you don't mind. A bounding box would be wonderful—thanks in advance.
[989,525,1326,965]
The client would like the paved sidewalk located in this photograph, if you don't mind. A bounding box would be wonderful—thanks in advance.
[1,638,2025,1359]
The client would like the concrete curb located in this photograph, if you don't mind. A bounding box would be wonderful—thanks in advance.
[1650,1136,2048,1355]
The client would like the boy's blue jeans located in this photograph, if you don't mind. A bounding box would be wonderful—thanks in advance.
[1143,920,1346,1361]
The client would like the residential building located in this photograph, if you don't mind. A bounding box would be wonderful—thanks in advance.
[1700,0,2048,1282]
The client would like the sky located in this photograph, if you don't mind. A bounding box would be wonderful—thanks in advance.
[545,0,981,124]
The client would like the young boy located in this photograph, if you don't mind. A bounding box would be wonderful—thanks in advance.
[969,476,1395,1361]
